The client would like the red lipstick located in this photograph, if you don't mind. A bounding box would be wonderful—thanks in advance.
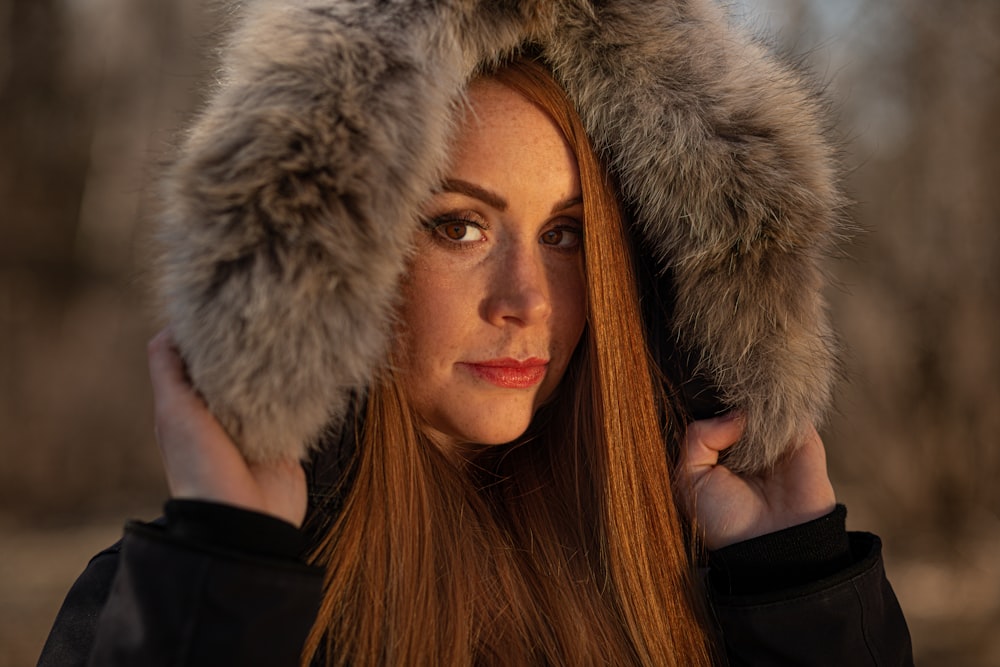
[461,357,548,389]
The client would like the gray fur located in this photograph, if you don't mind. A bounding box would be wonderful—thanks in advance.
[158,0,843,472]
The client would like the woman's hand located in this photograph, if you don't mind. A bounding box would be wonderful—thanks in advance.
[678,413,836,550]
[147,329,308,528]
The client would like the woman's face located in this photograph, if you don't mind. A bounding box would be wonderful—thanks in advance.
[399,79,587,451]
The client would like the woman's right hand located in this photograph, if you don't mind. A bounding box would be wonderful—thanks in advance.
[147,329,308,528]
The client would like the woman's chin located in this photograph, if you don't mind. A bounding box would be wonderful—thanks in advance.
[424,413,534,452]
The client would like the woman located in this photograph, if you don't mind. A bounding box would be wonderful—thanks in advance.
[41,2,911,665]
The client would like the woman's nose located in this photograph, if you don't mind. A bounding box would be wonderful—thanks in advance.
[482,245,551,327]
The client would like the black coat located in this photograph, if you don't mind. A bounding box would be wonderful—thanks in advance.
[38,502,912,666]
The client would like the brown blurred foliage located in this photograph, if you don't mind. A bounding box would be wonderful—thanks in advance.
[0,0,211,519]
[0,0,997,664]
[753,1,1000,663]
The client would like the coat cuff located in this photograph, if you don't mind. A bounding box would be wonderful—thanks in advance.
[707,504,853,597]
[160,499,311,563]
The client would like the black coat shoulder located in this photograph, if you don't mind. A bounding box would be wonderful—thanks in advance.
[38,509,323,667]
[38,541,123,667]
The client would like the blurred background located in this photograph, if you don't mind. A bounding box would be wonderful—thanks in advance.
[0,0,997,664]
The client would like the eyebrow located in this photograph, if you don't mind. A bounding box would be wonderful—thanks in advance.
[441,179,507,211]
[440,179,583,216]
[551,196,583,214]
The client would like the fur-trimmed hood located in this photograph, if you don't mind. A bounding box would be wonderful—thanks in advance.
[158,0,842,473]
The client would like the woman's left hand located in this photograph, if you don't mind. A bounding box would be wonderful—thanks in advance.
[678,413,837,550]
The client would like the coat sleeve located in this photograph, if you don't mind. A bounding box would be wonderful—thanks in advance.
[38,504,323,667]
[706,510,913,666]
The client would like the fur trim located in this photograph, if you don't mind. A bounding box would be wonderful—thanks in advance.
[158,0,842,472]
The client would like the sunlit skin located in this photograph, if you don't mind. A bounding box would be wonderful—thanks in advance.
[397,79,587,452]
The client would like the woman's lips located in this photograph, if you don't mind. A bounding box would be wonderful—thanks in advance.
[461,358,548,389]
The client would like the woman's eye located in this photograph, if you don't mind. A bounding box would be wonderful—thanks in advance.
[441,222,482,242]
[427,217,486,244]
[541,225,581,249]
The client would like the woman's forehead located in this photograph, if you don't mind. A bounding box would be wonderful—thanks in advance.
[445,84,579,205]
[455,81,565,152]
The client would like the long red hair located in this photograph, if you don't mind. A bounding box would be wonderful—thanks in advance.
[303,58,712,667]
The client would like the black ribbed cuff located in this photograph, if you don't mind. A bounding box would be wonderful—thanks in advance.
[164,499,308,562]
[707,504,852,596]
